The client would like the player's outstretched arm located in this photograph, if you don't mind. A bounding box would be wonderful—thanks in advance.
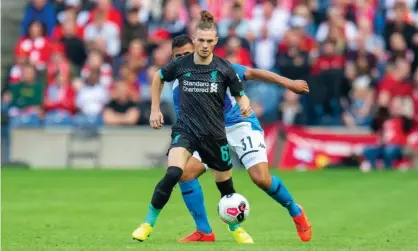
[150,70,165,129]
[244,68,309,94]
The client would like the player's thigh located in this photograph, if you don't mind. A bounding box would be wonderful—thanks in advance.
[168,147,192,168]
[180,151,208,182]
[198,138,233,181]
[167,131,195,169]
[226,122,268,170]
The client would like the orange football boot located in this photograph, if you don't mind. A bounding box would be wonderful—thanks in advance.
[178,230,216,243]
[292,205,312,242]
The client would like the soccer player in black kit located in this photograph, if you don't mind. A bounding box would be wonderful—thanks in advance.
[132,11,252,241]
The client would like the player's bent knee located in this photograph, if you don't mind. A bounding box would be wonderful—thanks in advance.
[163,166,184,188]
[248,163,271,190]
[180,157,206,182]
[167,166,183,177]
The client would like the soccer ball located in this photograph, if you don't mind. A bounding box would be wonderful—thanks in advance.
[218,193,250,225]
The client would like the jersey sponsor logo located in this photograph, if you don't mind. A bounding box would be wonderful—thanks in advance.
[182,80,219,93]
[210,70,218,81]
[210,83,218,93]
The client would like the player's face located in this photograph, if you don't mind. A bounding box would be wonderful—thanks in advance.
[172,43,194,59]
[193,29,218,59]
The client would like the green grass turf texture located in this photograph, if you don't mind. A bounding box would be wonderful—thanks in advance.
[2,168,418,251]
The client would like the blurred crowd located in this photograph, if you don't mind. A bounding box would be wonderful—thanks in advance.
[1,0,418,131]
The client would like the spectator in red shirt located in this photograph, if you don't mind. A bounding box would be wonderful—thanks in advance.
[46,43,71,86]
[278,16,316,55]
[81,51,113,87]
[378,58,413,107]
[44,72,76,126]
[214,36,252,67]
[52,9,84,41]
[16,20,51,71]
[88,0,123,29]
[363,97,414,169]
[311,40,345,75]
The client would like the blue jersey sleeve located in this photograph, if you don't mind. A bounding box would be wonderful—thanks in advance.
[232,64,248,81]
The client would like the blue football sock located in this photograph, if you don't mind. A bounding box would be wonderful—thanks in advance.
[144,204,161,227]
[179,179,212,234]
[265,175,301,217]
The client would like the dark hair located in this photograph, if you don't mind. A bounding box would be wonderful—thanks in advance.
[172,34,193,49]
[232,2,242,9]
[27,20,46,37]
[196,10,216,31]
[127,7,139,14]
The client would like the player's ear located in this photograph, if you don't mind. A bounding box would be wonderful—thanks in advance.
[192,35,196,45]
[214,36,219,46]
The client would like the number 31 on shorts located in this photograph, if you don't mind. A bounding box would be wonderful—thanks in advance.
[241,136,253,151]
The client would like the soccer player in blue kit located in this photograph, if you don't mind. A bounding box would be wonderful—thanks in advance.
[169,34,312,244]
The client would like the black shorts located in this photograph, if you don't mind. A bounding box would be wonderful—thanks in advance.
[167,130,232,172]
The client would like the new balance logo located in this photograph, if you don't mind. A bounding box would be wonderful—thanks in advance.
[259,143,266,149]
[184,72,191,77]
[210,83,218,93]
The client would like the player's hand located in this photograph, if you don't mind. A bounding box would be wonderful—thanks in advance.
[149,110,164,129]
[237,95,252,118]
[241,105,252,118]
[288,80,309,94]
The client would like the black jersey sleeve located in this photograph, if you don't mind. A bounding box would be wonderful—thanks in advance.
[159,59,178,82]
[225,64,245,97]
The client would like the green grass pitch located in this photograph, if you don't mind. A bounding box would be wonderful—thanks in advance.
[2,168,418,251]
